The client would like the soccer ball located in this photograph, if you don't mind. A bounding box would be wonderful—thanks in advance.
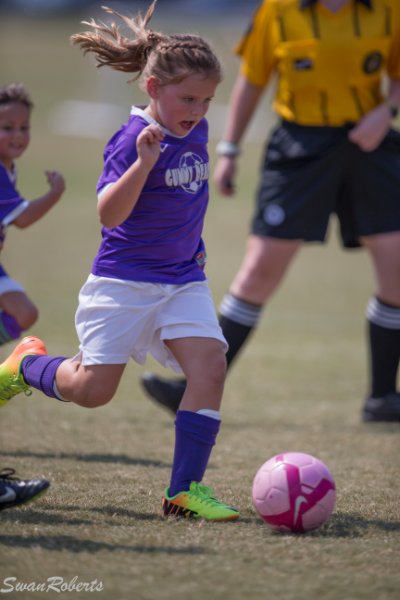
[252,452,336,533]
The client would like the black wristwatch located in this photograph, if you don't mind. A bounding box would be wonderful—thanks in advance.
[385,99,399,119]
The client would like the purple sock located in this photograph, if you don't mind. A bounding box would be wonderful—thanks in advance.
[0,313,22,345]
[168,410,220,497]
[21,355,66,399]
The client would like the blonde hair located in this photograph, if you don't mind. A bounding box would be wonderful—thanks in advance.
[0,82,33,109]
[70,1,222,90]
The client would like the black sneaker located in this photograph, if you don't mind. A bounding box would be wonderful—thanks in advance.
[0,468,50,511]
[362,392,400,422]
[140,373,185,415]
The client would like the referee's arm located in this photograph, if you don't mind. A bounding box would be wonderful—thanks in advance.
[348,78,400,152]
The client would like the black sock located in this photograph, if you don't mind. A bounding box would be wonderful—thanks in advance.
[219,315,255,369]
[219,293,263,370]
[366,297,400,398]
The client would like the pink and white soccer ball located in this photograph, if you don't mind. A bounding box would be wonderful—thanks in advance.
[252,452,336,533]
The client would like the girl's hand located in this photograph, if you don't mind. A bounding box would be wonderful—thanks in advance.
[45,170,66,197]
[348,104,392,152]
[136,124,165,169]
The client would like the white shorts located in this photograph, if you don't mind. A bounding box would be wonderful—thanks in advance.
[0,276,25,295]
[75,274,227,372]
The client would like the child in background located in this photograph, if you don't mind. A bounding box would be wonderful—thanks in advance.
[0,83,65,346]
[0,1,239,521]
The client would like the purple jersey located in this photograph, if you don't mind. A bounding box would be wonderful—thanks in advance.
[0,162,28,226]
[0,162,28,278]
[93,106,210,284]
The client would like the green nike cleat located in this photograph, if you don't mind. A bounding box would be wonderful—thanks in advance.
[162,481,239,521]
[0,336,47,407]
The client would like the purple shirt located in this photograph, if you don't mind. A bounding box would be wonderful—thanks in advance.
[0,162,28,226]
[0,162,28,278]
[92,107,210,284]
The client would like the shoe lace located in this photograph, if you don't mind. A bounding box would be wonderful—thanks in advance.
[189,482,226,507]
[0,468,19,481]
[0,375,32,399]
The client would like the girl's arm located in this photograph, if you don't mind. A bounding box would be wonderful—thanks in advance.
[13,171,65,228]
[98,124,165,229]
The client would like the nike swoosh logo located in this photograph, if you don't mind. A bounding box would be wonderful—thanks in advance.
[0,486,17,503]
[160,143,168,153]
[294,495,307,523]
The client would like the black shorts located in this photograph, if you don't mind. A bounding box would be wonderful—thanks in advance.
[252,121,400,248]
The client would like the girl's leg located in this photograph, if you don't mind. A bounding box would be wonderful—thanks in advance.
[24,356,126,408]
[165,336,226,413]
[0,335,125,409]
[55,361,126,408]
[166,336,226,493]
[0,291,38,345]
[160,336,238,520]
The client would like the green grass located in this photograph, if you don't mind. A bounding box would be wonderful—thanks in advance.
[1,9,399,600]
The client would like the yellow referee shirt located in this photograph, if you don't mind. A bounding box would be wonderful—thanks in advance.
[237,0,400,125]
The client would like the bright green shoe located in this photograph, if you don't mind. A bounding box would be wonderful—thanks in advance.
[162,481,239,521]
[0,336,47,407]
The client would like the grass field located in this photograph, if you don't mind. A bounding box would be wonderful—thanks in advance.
[0,6,399,600]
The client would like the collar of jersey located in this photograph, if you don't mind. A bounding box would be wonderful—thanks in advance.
[130,105,194,139]
[300,0,372,9]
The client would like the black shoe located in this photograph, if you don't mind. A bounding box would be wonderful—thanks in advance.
[362,392,400,422]
[140,373,185,415]
[0,468,50,511]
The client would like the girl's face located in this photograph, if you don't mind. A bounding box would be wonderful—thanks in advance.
[0,102,31,170]
[146,73,218,136]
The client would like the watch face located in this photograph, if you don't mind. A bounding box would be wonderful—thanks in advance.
[362,51,383,74]
[386,102,399,119]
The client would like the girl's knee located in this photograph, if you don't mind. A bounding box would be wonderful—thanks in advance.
[58,362,123,408]
[200,347,227,386]
[17,304,39,330]
[60,374,116,408]
[73,388,114,408]
[214,351,228,378]
[82,397,112,408]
